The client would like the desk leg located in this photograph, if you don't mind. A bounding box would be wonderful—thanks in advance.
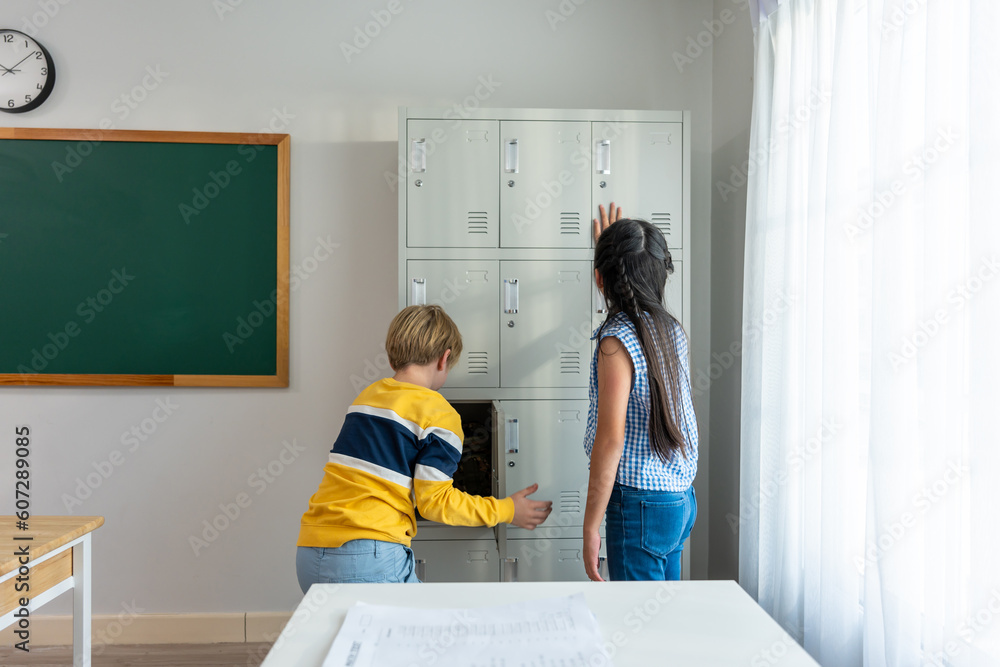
[73,534,92,667]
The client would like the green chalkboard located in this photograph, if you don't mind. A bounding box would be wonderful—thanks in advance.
[0,128,289,387]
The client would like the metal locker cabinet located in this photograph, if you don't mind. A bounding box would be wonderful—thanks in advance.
[499,399,589,537]
[406,260,499,388]
[499,261,592,388]
[406,119,499,248]
[499,121,591,248]
[410,539,500,583]
[591,121,684,248]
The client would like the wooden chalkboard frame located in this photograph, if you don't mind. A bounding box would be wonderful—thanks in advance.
[0,127,290,387]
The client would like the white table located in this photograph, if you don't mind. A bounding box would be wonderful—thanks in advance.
[1,516,104,667]
[262,580,819,666]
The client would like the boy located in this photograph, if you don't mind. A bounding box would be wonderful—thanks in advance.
[296,305,552,588]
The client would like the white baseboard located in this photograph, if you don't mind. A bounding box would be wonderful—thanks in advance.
[0,611,293,647]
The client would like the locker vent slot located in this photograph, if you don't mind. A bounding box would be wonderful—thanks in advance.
[466,351,489,374]
[560,491,582,513]
[559,351,581,374]
[559,212,581,235]
[651,213,672,238]
[468,212,489,235]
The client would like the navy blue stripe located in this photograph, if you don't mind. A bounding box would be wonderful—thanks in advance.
[415,432,461,477]
[331,413,418,479]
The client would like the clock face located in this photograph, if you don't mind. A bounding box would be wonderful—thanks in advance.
[0,29,55,113]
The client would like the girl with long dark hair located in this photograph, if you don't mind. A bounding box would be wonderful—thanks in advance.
[583,203,699,581]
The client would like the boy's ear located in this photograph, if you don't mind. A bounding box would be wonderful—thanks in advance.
[437,348,451,371]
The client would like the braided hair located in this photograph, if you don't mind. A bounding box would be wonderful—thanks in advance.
[594,219,691,461]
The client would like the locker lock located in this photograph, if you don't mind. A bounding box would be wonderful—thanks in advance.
[508,461,515,467]
[414,179,423,187]
[507,320,515,328]
[507,180,515,187]
[599,180,607,188]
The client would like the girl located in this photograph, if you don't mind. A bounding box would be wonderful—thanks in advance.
[583,203,699,581]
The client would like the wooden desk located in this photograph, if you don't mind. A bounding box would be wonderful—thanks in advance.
[1,516,104,667]
[262,580,820,666]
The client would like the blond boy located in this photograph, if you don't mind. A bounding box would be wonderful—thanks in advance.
[296,305,552,587]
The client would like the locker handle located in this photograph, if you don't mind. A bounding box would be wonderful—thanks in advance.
[506,418,519,453]
[504,139,519,173]
[504,279,519,314]
[596,140,611,175]
[503,557,518,582]
[411,278,427,305]
[416,558,426,581]
[596,288,608,314]
[410,139,427,173]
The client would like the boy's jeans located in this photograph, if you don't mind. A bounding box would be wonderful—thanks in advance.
[296,539,419,592]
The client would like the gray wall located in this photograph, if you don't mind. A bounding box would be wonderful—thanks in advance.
[709,0,754,579]
[0,0,751,613]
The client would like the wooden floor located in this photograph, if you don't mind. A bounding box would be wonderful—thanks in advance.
[0,642,274,666]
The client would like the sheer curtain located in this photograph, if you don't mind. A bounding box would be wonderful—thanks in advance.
[740,1,1000,666]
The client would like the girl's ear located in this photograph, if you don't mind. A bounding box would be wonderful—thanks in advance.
[594,269,603,291]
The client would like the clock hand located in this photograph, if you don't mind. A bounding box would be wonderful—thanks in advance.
[3,51,37,74]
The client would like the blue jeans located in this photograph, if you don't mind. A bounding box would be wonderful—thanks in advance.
[605,484,697,581]
[296,540,419,592]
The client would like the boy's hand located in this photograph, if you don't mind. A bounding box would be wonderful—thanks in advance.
[593,201,622,242]
[509,483,553,530]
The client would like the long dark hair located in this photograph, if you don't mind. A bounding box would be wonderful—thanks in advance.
[594,218,692,461]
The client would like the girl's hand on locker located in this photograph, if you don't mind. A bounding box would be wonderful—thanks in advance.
[593,201,623,242]
[583,528,605,582]
[509,483,553,530]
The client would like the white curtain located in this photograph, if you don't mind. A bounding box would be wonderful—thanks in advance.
[740,1,1000,666]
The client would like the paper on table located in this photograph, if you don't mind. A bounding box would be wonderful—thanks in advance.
[321,593,610,667]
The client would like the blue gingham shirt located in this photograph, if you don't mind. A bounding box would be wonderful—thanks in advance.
[583,312,698,491]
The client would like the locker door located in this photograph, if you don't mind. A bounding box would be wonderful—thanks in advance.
[410,540,500,583]
[406,260,498,388]
[591,121,683,248]
[499,400,589,536]
[406,119,499,248]
[499,261,592,388]
[504,538,605,582]
[499,121,590,248]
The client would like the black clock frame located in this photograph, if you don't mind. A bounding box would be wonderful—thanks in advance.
[0,29,56,114]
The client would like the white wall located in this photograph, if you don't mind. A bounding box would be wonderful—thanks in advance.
[0,0,722,613]
[709,0,754,579]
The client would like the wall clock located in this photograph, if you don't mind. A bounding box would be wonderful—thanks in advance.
[0,29,55,113]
